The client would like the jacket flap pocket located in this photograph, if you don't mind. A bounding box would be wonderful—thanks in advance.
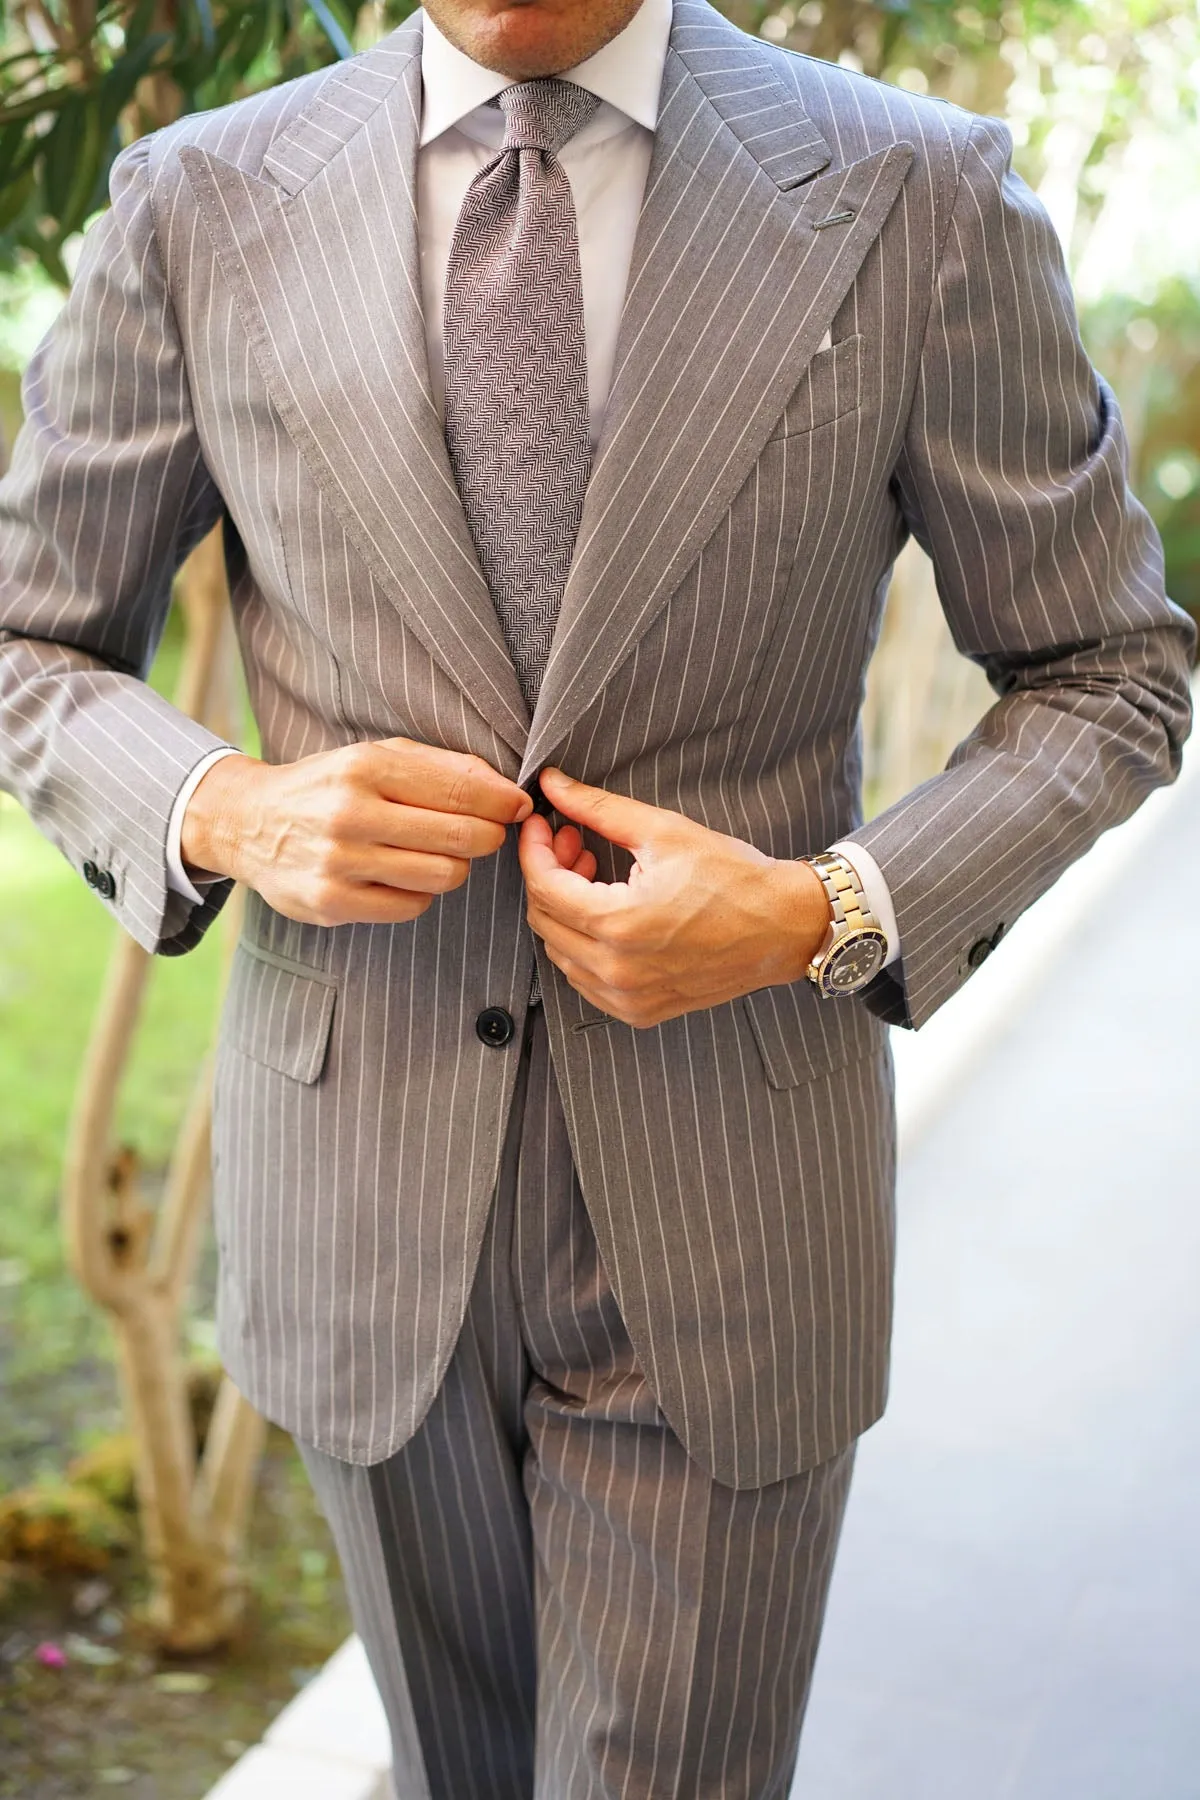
[223,940,337,1085]
[741,979,883,1089]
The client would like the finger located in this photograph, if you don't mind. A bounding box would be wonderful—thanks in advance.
[522,810,554,849]
[519,818,624,935]
[347,886,434,926]
[355,796,507,860]
[526,905,611,972]
[552,823,585,868]
[538,767,678,852]
[372,739,532,825]
[541,945,669,1028]
[553,824,599,878]
[278,882,432,928]
[340,845,471,895]
[539,940,613,1006]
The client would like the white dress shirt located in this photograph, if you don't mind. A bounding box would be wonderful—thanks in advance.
[166,0,899,968]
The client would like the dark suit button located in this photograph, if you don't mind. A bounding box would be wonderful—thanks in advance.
[82,859,99,887]
[967,937,993,970]
[95,870,116,901]
[476,1006,515,1048]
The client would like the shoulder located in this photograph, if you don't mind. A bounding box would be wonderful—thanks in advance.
[774,41,983,183]
[669,0,991,206]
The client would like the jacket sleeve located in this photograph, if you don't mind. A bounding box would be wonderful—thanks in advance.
[0,132,235,955]
[844,114,1195,1030]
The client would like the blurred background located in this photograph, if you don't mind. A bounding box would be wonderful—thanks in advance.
[0,2,1197,1796]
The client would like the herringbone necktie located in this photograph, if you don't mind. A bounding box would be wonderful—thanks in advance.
[443,79,600,712]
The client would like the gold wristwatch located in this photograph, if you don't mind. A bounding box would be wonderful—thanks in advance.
[803,850,888,998]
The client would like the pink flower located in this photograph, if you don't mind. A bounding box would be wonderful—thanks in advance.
[35,1642,67,1670]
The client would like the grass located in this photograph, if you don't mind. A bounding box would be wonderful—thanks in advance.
[0,606,353,1799]
[0,797,225,1386]
[0,607,226,1435]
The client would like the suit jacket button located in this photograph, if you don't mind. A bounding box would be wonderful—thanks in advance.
[95,870,116,900]
[967,936,993,970]
[82,859,99,887]
[476,1006,515,1048]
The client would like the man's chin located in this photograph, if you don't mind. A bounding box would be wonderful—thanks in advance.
[455,23,578,79]
[473,48,576,77]
[425,0,638,80]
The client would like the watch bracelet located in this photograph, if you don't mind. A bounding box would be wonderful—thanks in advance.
[805,849,880,934]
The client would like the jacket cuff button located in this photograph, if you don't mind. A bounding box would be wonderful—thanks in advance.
[82,859,99,888]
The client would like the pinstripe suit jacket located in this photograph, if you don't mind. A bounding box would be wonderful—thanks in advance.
[0,1,1191,1484]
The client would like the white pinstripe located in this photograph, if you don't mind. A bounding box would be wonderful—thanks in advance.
[301,1013,855,1797]
[0,0,1190,1497]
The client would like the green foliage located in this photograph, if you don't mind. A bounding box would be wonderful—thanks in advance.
[1082,279,1200,624]
[733,0,1088,88]
[0,1471,135,1571]
[0,0,416,284]
[0,609,226,1387]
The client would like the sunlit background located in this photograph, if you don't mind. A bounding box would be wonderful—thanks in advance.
[0,2,1197,1795]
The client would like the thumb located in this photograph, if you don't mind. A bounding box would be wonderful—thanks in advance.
[538,767,668,854]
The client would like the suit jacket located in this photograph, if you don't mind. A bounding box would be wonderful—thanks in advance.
[0,0,1191,1485]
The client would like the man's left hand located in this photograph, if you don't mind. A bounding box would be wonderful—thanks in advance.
[519,766,833,1028]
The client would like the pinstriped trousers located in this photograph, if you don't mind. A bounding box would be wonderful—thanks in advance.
[297,1009,855,1800]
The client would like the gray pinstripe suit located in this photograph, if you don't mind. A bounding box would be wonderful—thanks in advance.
[0,0,1192,1788]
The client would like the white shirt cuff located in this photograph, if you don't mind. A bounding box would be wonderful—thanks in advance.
[166,746,242,906]
[828,840,901,969]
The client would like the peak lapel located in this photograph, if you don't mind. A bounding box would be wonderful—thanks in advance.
[522,6,912,779]
[181,22,530,756]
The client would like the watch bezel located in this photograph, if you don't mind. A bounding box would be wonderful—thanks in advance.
[811,926,888,998]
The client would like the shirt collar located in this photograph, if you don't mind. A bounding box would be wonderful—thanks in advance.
[419,0,671,147]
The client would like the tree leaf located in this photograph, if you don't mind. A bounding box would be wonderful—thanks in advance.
[192,0,216,56]
[39,95,87,223]
[96,33,171,135]
[306,0,354,60]
[0,164,35,229]
[39,94,108,236]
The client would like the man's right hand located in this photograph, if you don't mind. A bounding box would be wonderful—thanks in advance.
[180,738,534,927]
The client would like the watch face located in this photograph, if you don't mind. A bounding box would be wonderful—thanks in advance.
[819,929,888,996]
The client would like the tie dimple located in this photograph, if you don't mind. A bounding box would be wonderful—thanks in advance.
[497,77,600,156]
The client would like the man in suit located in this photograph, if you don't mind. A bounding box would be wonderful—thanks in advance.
[0,0,1192,1789]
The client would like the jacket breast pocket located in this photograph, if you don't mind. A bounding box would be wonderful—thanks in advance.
[741,977,884,1089]
[221,939,337,1085]
[768,333,863,440]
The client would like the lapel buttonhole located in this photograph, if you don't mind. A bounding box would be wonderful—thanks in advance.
[813,207,857,230]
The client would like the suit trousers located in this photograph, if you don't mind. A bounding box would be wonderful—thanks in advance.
[296,1008,855,1800]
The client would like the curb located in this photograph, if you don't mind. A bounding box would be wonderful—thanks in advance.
[203,1638,391,1798]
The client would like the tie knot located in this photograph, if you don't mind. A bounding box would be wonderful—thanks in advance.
[497,78,600,157]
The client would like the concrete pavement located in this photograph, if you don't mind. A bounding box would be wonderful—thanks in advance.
[793,740,1200,1799]
[206,715,1200,1800]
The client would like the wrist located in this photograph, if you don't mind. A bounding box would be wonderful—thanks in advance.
[768,858,833,984]
[180,752,264,882]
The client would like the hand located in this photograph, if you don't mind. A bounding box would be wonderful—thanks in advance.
[181,738,533,927]
[518,767,832,1028]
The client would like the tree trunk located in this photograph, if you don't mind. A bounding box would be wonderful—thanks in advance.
[62,525,266,1653]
